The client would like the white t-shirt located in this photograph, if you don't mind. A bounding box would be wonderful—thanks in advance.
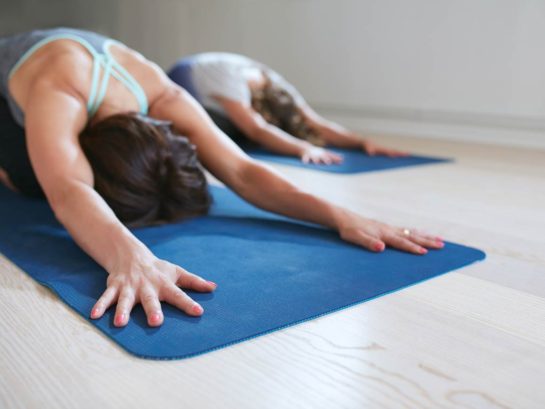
[188,52,306,115]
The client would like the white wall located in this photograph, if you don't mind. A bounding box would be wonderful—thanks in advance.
[113,0,193,69]
[0,0,117,38]
[166,0,545,148]
[2,0,545,148]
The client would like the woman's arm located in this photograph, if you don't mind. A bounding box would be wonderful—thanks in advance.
[25,81,216,328]
[216,97,343,165]
[151,84,443,254]
[300,104,409,157]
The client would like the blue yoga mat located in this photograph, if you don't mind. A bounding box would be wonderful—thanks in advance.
[0,185,484,360]
[247,147,451,174]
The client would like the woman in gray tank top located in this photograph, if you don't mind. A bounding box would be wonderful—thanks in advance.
[0,28,444,328]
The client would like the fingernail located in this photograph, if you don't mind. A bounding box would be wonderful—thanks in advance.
[91,308,100,318]
[150,313,161,323]
[419,248,428,254]
[192,304,203,315]
[207,281,217,287]
[374,242,384,252]
[436,241,445,248]
[115,313,126,326]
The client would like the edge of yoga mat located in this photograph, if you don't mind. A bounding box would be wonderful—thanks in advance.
[10,245,486,361]
[247,147,453,174]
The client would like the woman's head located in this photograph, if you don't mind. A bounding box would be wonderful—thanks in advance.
[251,77,325,146]
[79,113,211,227]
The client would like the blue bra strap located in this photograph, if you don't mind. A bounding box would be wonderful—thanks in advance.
[86,55,103,114]
[112,63,149,114]
[88,55,113,117]
[103,40,149,114]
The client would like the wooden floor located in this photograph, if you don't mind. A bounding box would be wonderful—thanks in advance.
[1,134,544,409]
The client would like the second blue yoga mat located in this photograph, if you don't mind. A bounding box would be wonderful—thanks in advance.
[0,185,484,360]
[247,147,451,174]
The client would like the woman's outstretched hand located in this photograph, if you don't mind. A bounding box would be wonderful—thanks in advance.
[301,146,343,165]
[90,250,217,327]
[335,209,444,254]
[361,139,409,157]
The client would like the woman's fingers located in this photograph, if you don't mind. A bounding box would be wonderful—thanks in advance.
[175,267,217,292]
[307,152,326,165]
[114,290,136,327]
[407,232,444,249]
[384,233,427,255]
[348,226,443,255]
[383,148,409,157]
[90,286,118,319]
[413,230,444,244]
[139,287,163,327]
[322,155,332,165]
[314,153,342,165]
[93,265,216,327]
[363,141,410,157]
[343,229,385,252]
[161,284,204,316]
[302,148,343,165]
[338,213,444,256]
[397,228,444,249]
[327,152,343,164]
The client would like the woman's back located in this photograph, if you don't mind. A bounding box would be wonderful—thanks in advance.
[1,27,167,128]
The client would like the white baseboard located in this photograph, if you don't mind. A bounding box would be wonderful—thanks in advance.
[314,104,545,150]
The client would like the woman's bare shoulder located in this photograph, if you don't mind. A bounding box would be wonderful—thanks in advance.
[10,41,93,109]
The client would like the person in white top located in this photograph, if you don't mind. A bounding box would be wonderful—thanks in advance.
[168,53,407,165]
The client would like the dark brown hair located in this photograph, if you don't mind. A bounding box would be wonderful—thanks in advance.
[251,75,325,146]
[79,113,211,227]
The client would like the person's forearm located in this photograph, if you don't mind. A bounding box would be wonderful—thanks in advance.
[50,181,150,272]
[313,119,364,148]
[251,124,311,156]
[235,161,346,229]
[299,106,364,148]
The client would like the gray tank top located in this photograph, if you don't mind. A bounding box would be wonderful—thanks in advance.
[0,27,148,127]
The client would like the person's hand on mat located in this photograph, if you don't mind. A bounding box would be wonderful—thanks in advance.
[336,211,444,255]
[361,139,409,157]
[301,146,343,165]
[90,253,217,327]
